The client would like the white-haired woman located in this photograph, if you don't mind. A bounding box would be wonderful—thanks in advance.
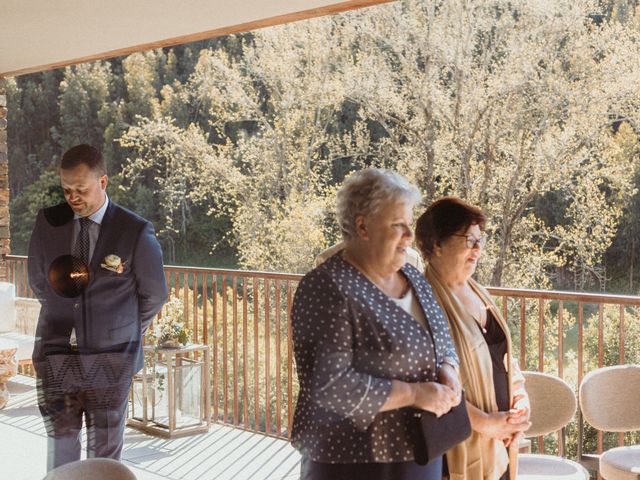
[291,168,463,480]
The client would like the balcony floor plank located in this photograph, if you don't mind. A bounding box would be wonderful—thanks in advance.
[0,375,301,479]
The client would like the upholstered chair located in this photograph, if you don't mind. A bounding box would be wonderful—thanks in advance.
[518,371,590,479]
[43,458,137,480]
[580,365,640,480]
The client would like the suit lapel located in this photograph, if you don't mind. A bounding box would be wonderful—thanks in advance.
[402,265,433,328]
[402,264,449,362]
[52,205,74,260]
[90,201,117,270]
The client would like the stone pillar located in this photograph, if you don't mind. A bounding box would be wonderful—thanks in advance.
[0,77,9,282]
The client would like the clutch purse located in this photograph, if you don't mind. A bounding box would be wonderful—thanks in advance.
[412,391,472,465]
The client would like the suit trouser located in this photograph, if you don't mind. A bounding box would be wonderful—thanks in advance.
[36,351,134,471]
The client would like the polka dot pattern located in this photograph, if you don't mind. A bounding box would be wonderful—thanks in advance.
[291,254,459,463]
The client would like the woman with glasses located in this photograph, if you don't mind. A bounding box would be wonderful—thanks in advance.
[415,197,530,480]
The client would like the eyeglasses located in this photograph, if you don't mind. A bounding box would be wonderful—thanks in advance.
[452,233,487,249]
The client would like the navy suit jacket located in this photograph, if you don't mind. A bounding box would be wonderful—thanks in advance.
[28,200,168,374]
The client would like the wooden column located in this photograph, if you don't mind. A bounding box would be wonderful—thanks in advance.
[0,77,9,282]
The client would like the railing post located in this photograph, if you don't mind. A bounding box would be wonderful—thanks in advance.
[0,77,10,283]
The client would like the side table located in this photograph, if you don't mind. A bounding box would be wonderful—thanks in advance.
[128,343,211,438]
[0,338,18,409]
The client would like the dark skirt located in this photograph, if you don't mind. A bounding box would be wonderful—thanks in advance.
[301,456,443,480]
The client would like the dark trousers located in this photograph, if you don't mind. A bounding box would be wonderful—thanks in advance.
[301,456,444,480]
[36,352,133,471]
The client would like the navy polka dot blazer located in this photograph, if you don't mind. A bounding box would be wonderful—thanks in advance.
[291,253,458,463]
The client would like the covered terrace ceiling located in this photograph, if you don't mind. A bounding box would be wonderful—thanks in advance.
[0,0,391,77]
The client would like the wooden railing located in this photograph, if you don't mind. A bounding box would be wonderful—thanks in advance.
[487,286,640,469]
[6,254,639,467]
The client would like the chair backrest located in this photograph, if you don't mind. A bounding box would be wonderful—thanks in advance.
[43,458,136,480]
[523,371,576,437]
[15,297,41,335]
[579,364,640,432]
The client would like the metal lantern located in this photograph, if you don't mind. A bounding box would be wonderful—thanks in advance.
[129,344,211,437]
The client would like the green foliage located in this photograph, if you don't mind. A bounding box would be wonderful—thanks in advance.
[604,123,640,293]
[9,1,640,280]
[58,63,113,150]
[5,74,62,193]
[118,117,235,264]
[9,169,64,254]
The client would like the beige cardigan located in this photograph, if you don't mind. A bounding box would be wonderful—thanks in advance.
[425,265,525,480]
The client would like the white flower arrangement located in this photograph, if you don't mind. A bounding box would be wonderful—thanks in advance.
[150,297,191,348]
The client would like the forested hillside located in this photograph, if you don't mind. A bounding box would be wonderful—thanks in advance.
[7,0,640,294]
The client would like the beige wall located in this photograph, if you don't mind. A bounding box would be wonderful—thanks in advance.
[2,0,393,77]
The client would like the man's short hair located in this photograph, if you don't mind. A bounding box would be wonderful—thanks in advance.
[60,144,106,175]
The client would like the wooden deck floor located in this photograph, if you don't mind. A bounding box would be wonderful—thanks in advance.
[0,375,301,480]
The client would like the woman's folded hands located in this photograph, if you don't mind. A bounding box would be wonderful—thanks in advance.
[411,381,460,417]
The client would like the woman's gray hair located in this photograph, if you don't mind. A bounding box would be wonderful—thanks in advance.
[336,168,421,241]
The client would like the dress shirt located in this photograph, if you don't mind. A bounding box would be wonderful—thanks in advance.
[69,194,108,347]
[71,194,109,263]
[391,287,428,329]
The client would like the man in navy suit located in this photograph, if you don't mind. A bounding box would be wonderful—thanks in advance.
[28,144,168,470]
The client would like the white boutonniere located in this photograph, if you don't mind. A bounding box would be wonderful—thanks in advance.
[101,254,125,273]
